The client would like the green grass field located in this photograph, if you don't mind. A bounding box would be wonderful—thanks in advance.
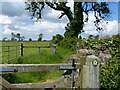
[1,41,75,84]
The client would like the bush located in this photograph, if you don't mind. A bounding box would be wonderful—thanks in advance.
[51,37,88,51]
[2,73,17,83]
[59,38,81,50]
[51,34,64,45]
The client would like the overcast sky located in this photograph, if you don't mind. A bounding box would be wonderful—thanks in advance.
[0,0,119,40]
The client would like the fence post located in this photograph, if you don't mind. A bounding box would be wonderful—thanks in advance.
[8,46,10,63]
[15,46,17,58]
[79,55,100,88]
[53,45,56,54]
[20,44,23,56]
[76,42,80,52]
[50,44,56,54]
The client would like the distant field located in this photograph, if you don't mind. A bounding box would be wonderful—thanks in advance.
[1,41,75,84]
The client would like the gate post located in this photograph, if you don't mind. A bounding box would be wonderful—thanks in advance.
[50,44,56,54]
[80,55,100,88]
[53,45,56,54]
[8,46,10,63]
[20,43,23,56]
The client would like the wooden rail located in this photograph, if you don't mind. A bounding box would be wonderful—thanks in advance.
[0,76,18,89]
[13,82,71,88]
[23,46,50,48]
[0,63,81,73]
[0,45,20,47]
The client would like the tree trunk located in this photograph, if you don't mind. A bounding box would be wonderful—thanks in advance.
[64,2,84,38]
[74,2,84,36]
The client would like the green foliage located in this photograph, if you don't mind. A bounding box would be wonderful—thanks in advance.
[2,37,7,41]
[59,38,77,49]
[11,32,25,41]
[29,38,32,41]
[38,33,43,41]
[100,34,120,89]
[38,37,42,41]
[53,34,64,40]
[51,37,87,51]
[64,20,82,38]
[51,34,64,44]
[2,73,17,83]
[88,35,94,39]
[59,38,85,50]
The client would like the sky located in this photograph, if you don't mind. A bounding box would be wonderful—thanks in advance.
[0,0,119,41]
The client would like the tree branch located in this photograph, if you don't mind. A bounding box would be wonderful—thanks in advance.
[46,2,73,21]
[46,2,62,10]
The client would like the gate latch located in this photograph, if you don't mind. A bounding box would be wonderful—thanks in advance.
[0,68,18,73]
[59,66,75,70]
[59,59,76,89]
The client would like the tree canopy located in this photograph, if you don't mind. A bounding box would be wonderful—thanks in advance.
[25,0,110,38]
[38,33,43,41]
[11,32,25,41]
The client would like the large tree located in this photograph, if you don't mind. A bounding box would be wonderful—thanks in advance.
[38,33,43,41]
[25,0,110,38]
[16,33,21,41]
[11,32,16,41]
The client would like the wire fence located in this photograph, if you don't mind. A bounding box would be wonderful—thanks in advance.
[0,45,21,63]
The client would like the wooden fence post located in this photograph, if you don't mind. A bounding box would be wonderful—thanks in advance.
[50,44,56,54]
[53,45,56,54]
[16,46,17,58]
[8,46,10,63]
[20,44,23,56]
[80,55,100,88]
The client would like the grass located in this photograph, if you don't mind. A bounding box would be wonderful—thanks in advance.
[1,41,75,84]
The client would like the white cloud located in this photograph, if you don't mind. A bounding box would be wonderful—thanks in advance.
[42,6,68,23]
[82,12,118,37]
[0,15,12,24]
[34,21,66,31]
[2,25,20,34]
[0,0,25,2]
[105,20,118,34]
[1,12,66,40]
[45,9,61,20]
[67,0,74,12]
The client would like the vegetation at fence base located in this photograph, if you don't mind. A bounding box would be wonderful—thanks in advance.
[13,47,74,64]
[2,45,75,84]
